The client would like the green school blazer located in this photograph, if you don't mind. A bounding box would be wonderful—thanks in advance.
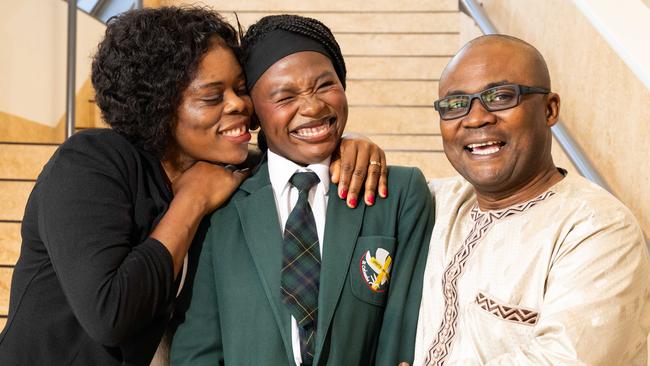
[171,162,434,366]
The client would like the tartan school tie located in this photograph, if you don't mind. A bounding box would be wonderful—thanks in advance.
[281,171,321,365]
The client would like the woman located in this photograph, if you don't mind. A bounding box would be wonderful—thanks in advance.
[170,14,433,366]
[0,7,386,365]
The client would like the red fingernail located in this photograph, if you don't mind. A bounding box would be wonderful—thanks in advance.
[381,188,388,198]
[367,195,375,205]
[340,189,348,199]
[348,198,357,208]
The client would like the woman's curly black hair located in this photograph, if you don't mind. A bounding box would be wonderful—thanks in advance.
[91,6,239,158]
[240,14,346,89]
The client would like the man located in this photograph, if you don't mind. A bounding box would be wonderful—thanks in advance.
[413,35,650,365]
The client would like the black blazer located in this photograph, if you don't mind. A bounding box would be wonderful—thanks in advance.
[0,129,180,365]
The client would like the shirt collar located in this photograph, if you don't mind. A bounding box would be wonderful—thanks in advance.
[267,149,331,196]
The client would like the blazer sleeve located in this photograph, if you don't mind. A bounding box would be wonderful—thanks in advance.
[36,134,175,346]
[376,167,434,365]
[170,214,224,366]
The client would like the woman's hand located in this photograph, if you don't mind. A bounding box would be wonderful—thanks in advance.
[330,132,387,208]
[152,161,249,275]
[172,161,249,215]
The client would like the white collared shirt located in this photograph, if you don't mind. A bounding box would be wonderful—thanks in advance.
[267,149,330,366]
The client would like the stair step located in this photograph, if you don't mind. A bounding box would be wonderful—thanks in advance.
[0,223,20,266]
[347,80,437,106]
[0,181,33,221]
[225,12,459,33]
[338,33,458,56]
[0,144,57,180]
[369,134,442,151]
[347,106,440,134]
[0,267,11,315]
[204,0,457,12]
[347,56,449,80]
[76,118,108,129]
[385,151,456,179]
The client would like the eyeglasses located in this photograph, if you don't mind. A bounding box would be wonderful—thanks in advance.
[433,84,550,120]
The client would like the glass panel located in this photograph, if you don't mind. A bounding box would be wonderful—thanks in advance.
[77,0,101,13]
[94,0,137,23]
[68,0,140,24]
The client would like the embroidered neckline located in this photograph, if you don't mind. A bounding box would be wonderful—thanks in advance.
[469,187,558,221]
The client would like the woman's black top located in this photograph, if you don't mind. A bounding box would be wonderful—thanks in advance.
[0,129,179,365]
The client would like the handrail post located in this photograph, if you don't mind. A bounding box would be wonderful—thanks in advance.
[66,0,77,140]
[458,0,611,192]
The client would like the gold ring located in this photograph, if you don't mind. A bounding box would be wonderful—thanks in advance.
[369,160,382,167]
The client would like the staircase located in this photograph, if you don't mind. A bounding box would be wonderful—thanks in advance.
[212,0,460,177]
[0,0,461,330]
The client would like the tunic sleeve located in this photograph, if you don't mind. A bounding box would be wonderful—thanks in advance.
[36,135,175,346]
[480,208,650,365]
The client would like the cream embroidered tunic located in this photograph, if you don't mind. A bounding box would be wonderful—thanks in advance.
[414,173,650,366]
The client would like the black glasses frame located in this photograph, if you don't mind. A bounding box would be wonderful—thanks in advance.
[433,84,550,120]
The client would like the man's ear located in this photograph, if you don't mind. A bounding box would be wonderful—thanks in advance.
[545,92,560,127]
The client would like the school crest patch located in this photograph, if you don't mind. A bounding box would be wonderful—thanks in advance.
[360,248,393,292]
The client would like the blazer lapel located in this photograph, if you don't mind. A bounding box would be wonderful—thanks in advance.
[235,162,295,363]
[314,184,365,364]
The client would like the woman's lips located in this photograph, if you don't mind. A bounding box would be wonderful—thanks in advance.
[219,125,251,143]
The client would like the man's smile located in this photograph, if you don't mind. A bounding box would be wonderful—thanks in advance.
[463,140,506,156]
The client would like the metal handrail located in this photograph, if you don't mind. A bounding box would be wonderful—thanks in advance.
[459,0,611,192]
[64,0,143,140]
[66,0,77,139]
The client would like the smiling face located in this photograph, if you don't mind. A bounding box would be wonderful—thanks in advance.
[439,39,559,197]
[172,43,253,168]
[251,51,348,165]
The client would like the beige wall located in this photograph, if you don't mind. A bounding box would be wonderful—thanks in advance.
[462,0,650,238]
[572,0,650,91]
[0,0,105,128]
